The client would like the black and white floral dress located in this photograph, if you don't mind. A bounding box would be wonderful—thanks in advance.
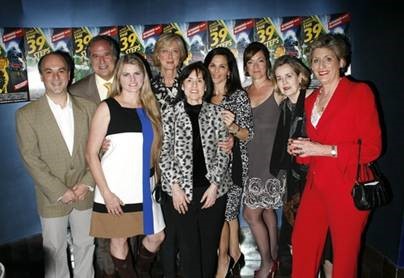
[220,89,254,220]
[151,71,181,112]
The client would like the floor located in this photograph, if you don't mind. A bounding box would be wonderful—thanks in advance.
[1,225,381,278]
[0,225,397,277]
[0,227,280,278]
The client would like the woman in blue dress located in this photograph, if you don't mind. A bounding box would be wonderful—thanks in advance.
[86,54,165,278]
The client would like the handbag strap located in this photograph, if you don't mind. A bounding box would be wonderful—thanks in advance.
[357,140,380,182]
[356,139,362,182]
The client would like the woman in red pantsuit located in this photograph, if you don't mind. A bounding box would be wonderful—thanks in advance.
[288,34,382,278]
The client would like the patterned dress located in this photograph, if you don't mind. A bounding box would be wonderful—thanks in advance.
[90,98,165,238]
[151,71,181,112]
[244,94,285,209]
[219,89,254,220]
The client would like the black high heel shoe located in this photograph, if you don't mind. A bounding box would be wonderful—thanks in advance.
[225,256,235,278]
[231,253,245,277]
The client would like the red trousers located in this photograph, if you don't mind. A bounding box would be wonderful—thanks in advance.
[291,185,369,278]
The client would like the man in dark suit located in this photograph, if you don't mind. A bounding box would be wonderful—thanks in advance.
[16,51,96,278]
[69,35,120,278]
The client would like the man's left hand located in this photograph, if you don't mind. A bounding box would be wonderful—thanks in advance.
[72,183,89,201]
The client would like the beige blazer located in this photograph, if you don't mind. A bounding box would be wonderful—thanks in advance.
[16,94,96,218]
[69,73,101,104]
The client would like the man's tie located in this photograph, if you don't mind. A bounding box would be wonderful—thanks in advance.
[104,82,112,96]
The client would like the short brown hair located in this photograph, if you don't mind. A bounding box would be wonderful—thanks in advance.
[243,42,271,77]
[308,33,351,74]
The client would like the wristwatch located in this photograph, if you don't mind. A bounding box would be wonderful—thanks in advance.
[330,145,337,157]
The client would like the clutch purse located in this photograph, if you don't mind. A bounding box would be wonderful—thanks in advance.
[351,140,391,210]
[152,180,166,204]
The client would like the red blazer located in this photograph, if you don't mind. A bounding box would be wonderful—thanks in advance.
[298,77,382,195]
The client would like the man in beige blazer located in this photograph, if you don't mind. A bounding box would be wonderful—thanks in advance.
[16,51,96,278]
[69,35,119,278]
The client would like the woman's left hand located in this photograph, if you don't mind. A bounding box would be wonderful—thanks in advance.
[172,183,190,214]
[218,135,234,153]
[201,184,218,209]
[288,137,320,157]
[221,110,235,127]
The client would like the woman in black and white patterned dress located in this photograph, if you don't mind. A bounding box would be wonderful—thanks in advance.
[205,47,254,277]
[151,33,188,112]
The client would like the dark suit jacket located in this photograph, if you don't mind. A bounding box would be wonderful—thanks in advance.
[69,73,101,104]
[16,94,96,218]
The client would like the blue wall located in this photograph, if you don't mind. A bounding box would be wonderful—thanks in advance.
[1,0,402,268]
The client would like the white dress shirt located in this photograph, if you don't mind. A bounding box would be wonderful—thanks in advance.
[46,94,74,156]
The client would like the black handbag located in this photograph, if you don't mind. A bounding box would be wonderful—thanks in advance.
[151,167,167,204]
[351,139,391,210]
[152,181,166,204]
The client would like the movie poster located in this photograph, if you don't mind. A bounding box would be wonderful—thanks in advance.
[0,13,351,103]
[24,28,53,100]
[72,27,96,82]
[280,17,303,59]
[142,24,163,75]
[0,28,28,103]
[254,17,284,64]
[208,19,237,54]
[186,21,209,64]
[233,19,255,84]
[73,26,118,83]
[118,25,145,55]
[25,27,77,99]
[328,13,350,36]
[300,15,327,65]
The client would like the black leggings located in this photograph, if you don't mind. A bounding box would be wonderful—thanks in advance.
[159,191,179,278]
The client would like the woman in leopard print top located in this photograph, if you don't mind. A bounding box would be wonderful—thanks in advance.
[160,62,231,278]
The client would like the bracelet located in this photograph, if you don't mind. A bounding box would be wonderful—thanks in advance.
[171,185,182,193]
[229,124,240,135]
[330,145,337,157]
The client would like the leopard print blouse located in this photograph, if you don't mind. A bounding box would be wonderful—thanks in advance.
[159,101,231,200]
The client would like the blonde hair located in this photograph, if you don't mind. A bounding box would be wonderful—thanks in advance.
[152,33,188,69]
[110,54,162,174]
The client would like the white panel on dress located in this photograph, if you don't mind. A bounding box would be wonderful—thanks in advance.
[94,133,143,204]
[149,175,165,233]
